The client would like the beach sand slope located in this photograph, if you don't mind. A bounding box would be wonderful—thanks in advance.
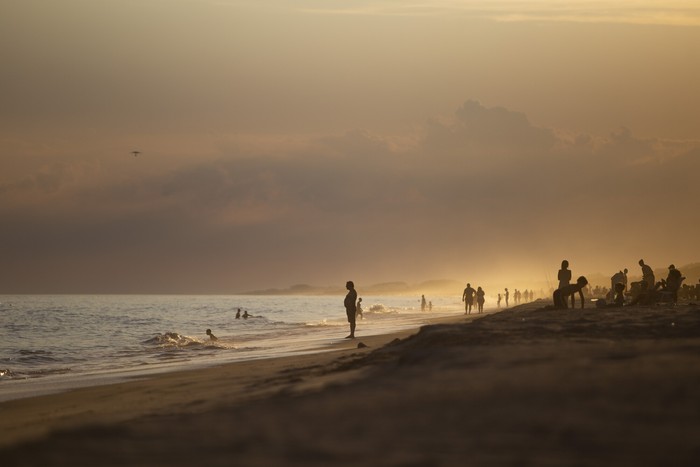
[2,302,700,466]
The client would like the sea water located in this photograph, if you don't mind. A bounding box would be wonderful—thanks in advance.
[0,294,465,401]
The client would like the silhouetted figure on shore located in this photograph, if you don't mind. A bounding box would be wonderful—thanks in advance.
[630,280,655,306]
[462,283,476,314]
[356,297,364,320]
[421,294,427,312]
[611,269,629,294]
[558,260,576,308]
[553,276,588,309]
[639,259,655,291]
[206,329,218,341]
[612,282,625,306]
[476,286,485,313]
[663,264,686,303]
[497,293,502,308]
[596,282,626,308]
[505,288,509,307]
[345,281,357,338]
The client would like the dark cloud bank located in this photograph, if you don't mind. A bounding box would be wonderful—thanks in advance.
[2,101,698,293]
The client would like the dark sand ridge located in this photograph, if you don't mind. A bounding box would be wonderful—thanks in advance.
[2,301,700,466]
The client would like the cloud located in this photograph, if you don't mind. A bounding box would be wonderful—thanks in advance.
[1,100,698,292]
[298,1,700,26]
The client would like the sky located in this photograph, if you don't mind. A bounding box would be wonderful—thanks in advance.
[1,0,699,294]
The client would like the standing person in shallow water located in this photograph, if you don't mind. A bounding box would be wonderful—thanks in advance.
[553,276,588,309]
[344,281,358,339]
[504,288,509,307]
[462,283,476,314]
[558,260,575,308]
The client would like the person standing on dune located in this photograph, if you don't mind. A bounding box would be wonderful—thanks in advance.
[344,281,358,339]
[558,260,575,308]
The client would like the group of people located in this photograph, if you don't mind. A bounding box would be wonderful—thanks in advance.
[234,308,251,319]
[552,259,688,310]
[628,260,686,306]
[461,283,486,314]
[343,259,692,338]
[205,308,257,341]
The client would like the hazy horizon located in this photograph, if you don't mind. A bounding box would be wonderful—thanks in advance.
[2,1,699,294]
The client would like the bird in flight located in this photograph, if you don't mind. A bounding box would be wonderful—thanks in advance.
[131,150,141,157]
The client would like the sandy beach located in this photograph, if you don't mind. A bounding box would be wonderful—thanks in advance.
[2,301,700,466]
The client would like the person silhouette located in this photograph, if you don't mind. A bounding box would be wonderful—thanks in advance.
[611,269,628,295]
[462,283,476,314]
[356,297,364,320]
[558,260,575,308]
[665,264,685,303]
[476,286,485,313]
[639,259,655,291]
[497,293,502,308]
[235,308,241,319]
[421,294,427,312]
[205,329,218,341]
[344,281,358,338]
[553,276,588,309]
[505,288,509,307]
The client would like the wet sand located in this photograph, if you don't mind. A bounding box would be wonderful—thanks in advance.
[2,302,700,466]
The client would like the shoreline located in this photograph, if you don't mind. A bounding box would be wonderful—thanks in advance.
[3,301,700,465]
[0,310,483,448]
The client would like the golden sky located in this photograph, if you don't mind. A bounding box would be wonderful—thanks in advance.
[1,1,699,293]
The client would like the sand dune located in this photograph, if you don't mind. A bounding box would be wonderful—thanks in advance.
[2,301,700,466]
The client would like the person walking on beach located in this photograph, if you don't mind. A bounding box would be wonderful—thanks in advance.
[476,286,485,313]
[421,294,427,311]
[553,276,588,309]
[558,260,575,308]
[504,288,509,307]
[345,281,358,338]
[356,297,364,320]
[497,293,502,308]
[462,283,476,314]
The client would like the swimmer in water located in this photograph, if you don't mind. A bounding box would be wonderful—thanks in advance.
[206,329,218,341]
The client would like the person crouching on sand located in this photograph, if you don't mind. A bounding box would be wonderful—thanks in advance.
[553,276,588,309]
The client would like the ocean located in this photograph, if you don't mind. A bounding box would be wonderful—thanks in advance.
[0,294,466,401]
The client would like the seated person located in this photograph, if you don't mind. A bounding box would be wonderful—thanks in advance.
[630,280,656,306]
[665,265,686,303]
[598,282,627,308]
[553,276,588,309]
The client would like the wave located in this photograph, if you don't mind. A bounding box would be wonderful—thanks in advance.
[143,332,237,350]
[0,366,73,381]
